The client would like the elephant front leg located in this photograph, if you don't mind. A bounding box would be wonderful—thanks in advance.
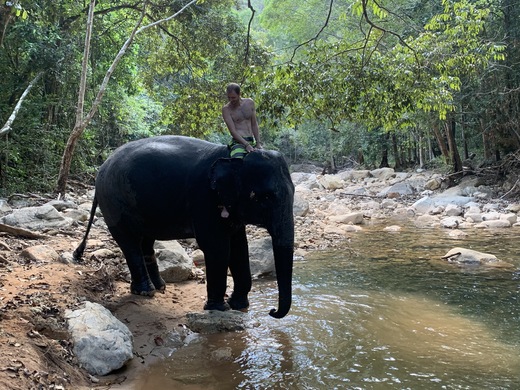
[200,244,231,312]
[227,227,251,311]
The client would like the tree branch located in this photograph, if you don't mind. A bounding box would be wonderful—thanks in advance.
[244,0,255,66]
[0,71,44,136]
[360,0,418,61]
[56,0,198,194]
[289,0,334,63]
[84,0,198,126]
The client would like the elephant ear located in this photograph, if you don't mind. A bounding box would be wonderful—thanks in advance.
[209,158,243,201]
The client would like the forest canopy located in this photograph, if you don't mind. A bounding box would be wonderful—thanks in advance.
[0,0,518,195]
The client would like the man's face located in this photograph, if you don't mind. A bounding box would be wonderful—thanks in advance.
[227,91,240,106]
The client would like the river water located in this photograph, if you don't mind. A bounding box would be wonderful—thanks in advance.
[132,226,520,389]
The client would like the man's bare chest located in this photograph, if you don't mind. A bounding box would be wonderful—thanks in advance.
[230,104,252,122]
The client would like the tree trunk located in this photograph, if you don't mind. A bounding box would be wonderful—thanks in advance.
[55,0,95,195]
[461,111,469,160]
[379,132,389,168]
[391,133,402,170]
[479,117,491,160]
[445,119,463,173]
[55,0,198,195]
[432,122,450,164]
[56,123,87,195]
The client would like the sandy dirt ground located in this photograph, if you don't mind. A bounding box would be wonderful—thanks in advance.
[0,223,212,390]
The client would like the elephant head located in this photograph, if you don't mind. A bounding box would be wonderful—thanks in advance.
[210,150,295,318]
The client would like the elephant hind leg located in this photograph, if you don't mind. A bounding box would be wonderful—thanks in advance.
[108,226,156,296]
[142,237,166,292]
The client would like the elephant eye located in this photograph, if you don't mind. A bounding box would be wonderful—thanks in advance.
[259,192,273,202]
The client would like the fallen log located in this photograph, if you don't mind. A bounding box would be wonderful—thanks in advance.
[0,223,46,239]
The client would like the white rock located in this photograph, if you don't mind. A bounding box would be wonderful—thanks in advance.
[448,229,468,238]
[384,225,401,232]
[155,241,193,282]
[440,217,460,229]
[482,212,501,221]
[293,193,310,217]
[476,220,511,229]
[249,236,275,276]
[66,302,133,376]
[444,204,463,216]
[318,175,344,190]
[415,214,440,228]
[370,167,395,181]
[442,247,504,266]
[506,203,520,213]
[328,212,364,225]
[343,225,363,232]
[500,213,517,225]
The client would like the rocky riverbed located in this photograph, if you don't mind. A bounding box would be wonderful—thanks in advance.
[0,166,519,389]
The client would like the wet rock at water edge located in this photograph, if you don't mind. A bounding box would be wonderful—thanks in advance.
[186,310,253,334]
[441,247,513,268]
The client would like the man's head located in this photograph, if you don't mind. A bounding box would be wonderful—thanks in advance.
[226,83,241,95]
[226,83,241,106]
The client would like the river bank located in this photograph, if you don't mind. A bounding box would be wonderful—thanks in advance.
[0,166,519,389]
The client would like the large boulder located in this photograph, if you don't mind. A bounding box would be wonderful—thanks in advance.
[370,167,395,181]
[248,236,275,276]
[293,192,310,217]
[155,240,194,282]
[0,204,74,230]
[329,212,364,225]
[441,247,511,267]
[378,182,415,198]
[318,174,344,190]
[65,302,133,376]
[412,195,475,215]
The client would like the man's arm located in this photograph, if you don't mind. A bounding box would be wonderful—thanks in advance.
[249,100,262,149]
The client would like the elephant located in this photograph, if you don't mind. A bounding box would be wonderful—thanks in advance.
[74,135,295,318]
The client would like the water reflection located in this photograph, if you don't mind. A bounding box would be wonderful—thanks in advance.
[133,226,520,389]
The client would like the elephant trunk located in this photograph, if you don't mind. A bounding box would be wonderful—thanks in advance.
[267,188,294,319]
[269,244,294,318]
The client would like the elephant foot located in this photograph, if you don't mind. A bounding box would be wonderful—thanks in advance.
[145,256,166,293]
[130,280,156,297]
[227,295,250,311]
[203,300,231,311]
[151,277,166,293]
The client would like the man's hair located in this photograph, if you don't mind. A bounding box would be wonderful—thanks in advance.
[226,83,241,95]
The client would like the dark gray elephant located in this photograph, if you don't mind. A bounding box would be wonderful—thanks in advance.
[74,135,295,318]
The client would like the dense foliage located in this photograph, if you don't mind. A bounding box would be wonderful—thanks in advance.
[0,0,518,195]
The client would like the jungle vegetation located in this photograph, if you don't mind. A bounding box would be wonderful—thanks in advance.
[0,0,519,196]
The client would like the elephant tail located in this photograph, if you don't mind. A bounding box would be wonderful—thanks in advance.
[73,194,98,262]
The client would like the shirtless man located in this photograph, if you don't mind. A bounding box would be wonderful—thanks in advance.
[219,83,263,217]
[222,83,263,158]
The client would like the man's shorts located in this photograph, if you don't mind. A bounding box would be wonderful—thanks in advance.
[229,137,255,158]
